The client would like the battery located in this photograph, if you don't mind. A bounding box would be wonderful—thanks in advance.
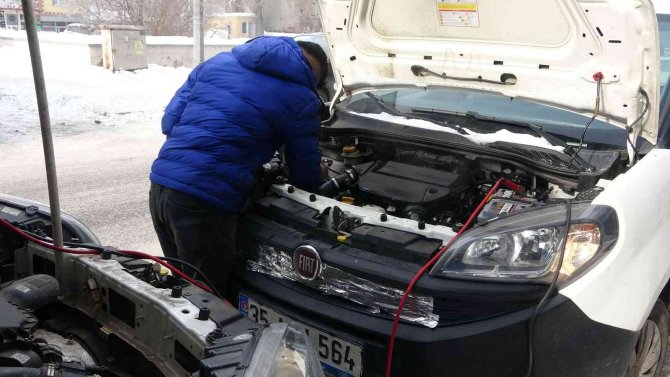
[477,189,534,222]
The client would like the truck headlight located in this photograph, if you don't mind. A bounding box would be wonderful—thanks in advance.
[431,204,618,283]
[245,322,324,377]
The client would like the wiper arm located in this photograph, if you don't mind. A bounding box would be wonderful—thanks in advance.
[363,93,467,134]
[364,92,404,118]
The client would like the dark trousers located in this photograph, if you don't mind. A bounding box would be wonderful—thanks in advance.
[149,183,237,293]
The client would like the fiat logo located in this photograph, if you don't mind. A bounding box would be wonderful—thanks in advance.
[293,245,322,281]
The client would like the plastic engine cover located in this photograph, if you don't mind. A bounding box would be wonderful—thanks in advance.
[357,161,468,207]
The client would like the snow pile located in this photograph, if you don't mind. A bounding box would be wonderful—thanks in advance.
[0,39,191,143]
[0,28,98,45]
[351,112,566,153]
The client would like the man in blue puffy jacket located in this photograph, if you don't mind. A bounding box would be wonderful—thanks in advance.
[148,37,328,292]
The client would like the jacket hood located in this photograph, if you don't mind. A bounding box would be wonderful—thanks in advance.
[233,36,317,88]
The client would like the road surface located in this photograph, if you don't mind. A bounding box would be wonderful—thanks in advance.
[0,130,165,255]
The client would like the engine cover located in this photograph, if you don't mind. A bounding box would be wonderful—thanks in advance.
[356,161,469,209]
[0,275,59,343]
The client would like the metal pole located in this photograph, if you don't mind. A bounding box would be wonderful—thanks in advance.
[193,0,204,65]
[21,0,64,248]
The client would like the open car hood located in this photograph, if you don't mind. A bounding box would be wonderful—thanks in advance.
[318,0,661,144]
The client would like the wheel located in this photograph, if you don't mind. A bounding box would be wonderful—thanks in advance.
[625,300,669,377]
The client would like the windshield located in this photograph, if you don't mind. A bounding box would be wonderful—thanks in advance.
[347,86,628,150]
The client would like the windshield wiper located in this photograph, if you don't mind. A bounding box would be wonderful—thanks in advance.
[411,107,594,171]
[363,92,467,134]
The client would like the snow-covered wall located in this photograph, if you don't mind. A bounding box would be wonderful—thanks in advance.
[0,30,247,68]
[87,41,244,68]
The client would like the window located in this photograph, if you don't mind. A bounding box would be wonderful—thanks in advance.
[242,22,247,34]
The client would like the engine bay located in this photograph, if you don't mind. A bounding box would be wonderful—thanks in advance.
[0,216,265,377]
[314,141,581,229]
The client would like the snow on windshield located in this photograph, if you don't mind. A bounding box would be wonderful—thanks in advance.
[351,111,566,153]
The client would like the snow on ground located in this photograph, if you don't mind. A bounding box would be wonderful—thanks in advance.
[0,37,192,254]
[0,28,99,44]
[0,38,190,143]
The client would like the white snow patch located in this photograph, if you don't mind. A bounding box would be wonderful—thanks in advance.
[0,39,191,143]
[0,28,98,45]
[351,112,566,153]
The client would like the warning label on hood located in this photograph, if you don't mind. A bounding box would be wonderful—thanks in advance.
[436,0,480,27]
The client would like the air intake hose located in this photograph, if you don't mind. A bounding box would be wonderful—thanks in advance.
[318,167,359,197]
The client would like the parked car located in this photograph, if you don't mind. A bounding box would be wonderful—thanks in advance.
[0,194,324,377]
[229,1,670,377]
[65,23,99,35]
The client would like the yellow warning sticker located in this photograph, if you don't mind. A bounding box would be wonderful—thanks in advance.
[134,40,144,55]
[436,0,480,27]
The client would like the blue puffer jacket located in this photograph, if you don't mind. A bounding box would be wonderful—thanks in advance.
[150,37,322,214]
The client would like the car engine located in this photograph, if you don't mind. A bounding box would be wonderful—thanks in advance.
[0,201,326,377]
[316,144,546,228]
[0,274,106,376]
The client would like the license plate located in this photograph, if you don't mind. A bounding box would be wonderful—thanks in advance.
[239,293,363,377]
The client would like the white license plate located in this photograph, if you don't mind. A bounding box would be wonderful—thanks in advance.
[239,293,363,377]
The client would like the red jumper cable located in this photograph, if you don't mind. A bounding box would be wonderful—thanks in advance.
[385,177,520,377]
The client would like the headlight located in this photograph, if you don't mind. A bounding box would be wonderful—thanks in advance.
[245,322,324,377]
[431,204,617,283]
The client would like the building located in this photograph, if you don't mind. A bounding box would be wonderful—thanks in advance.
[0,0,83,32]
[0,0,24,30]
[208,13,262,39]
[39,0,82,32]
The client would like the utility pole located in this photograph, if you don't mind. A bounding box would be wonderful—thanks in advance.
[21,0,64,248]
[193,0,204,65]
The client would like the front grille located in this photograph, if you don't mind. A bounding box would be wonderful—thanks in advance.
[238,206,546,327]
[247,244,439,328]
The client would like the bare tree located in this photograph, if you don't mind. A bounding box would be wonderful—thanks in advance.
[71,0,320,36]
[72,0,194,35]
[256,0,321,33]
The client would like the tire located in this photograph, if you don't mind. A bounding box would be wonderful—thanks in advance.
[625,300,669,377]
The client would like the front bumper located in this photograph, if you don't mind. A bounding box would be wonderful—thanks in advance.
[230,271,637,377]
